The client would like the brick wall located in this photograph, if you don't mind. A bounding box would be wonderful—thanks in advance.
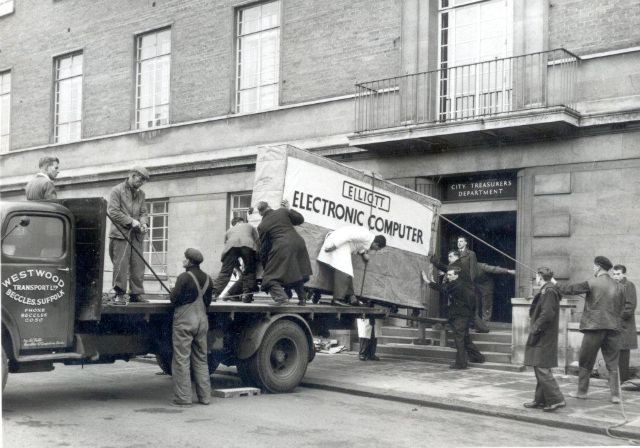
[549,0,640,55]
[280,0,401,104]
[0,0,401,150]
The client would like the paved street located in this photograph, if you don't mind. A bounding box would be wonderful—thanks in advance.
[2,360,631,447]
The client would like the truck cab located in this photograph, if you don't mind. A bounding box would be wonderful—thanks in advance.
[1,199,106,388]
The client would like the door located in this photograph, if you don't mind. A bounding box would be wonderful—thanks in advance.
[1,211,75,352]
[439,0,513,120]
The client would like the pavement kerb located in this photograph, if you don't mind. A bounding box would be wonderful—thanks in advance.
[297,374,640,442]
[133,357,640,441]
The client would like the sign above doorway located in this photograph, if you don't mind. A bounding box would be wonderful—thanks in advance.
[442,173,517,202]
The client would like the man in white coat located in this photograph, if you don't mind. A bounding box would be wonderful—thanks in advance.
[317,225,386,306]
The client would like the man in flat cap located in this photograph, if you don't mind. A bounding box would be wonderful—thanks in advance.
[169,248,214,407]
[554,256,625,403]
[523,267,565,412]
[25,156,60,200]
[107,166,150,305]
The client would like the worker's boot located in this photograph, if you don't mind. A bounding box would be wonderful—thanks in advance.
[569,367,590,399]
[609,370,621,404]
[129,294,149,303]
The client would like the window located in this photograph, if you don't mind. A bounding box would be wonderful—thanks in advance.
[438,0,513,119]
[236,1,280,113]
[0,71,10,153]
[54,52,83,143]
[143,200,169,276]
[136,28,171,130]
[2,215,65,259]
[230,192,252,226]
[0,0,14,17]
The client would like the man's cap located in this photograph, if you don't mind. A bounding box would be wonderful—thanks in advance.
[184,248,204,265]
[537,267,553,277]
[130,165,150,180]
[594,255,613,271]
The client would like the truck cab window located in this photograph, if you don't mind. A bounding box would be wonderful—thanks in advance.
[2,215,65,259]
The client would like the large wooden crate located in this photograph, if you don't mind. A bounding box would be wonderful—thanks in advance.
[249,145,441,310]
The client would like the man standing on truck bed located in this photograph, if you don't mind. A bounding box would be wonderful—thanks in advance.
[170,248,214,407]
[107,166,150,305]
[317,225,386,306]
[25,156,60,200]
[256,199,312,305]
[211,216,259,303]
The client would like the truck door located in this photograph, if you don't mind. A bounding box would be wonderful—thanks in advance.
[1,211,75,352]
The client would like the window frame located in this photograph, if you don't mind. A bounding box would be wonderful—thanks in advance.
[134,27,172,130]
[228,192,253,228]
[53,51,84,144]
[143,199,169,278]
[235,0,282,114]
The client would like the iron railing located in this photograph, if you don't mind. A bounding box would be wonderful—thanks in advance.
[355,48,580,133]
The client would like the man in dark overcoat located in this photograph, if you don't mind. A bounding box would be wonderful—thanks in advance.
[428,266,485,369]
[256,199,312,305]
[523,267,565,412]
[555,256,625,403]
[613,264,637,383]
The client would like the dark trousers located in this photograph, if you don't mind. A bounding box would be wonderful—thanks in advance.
[620,349,631,383]
[212,247,257,294]
[450,316,485,368]
[270,280,306,302]
[359,323,377,360]
[533,366,564,405]
[109,237,145,295]
[579,329,621,373]
[333,269,355,300]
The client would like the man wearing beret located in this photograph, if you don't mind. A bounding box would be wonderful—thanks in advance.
[169,248,214,407]
[107,166,150,305]
[523,267,565,412]
[554,256,625,403]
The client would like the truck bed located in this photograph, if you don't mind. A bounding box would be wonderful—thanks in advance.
[101,295,390,318]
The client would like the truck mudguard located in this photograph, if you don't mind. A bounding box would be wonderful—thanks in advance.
[237,314,315,362]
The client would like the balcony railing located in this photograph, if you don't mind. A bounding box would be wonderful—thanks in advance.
[355,48,580,133]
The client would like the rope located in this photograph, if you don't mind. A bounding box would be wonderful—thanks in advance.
[437,213,537,275]
[604,370,640,444]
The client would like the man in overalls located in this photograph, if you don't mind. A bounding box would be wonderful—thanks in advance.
[169,248,214,407]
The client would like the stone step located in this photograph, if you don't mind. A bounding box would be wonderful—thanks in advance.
[354,342,512,364]
[380,326,512,343]
[378,335,512,354]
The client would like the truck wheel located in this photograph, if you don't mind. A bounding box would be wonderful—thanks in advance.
[236,358,261,387]
[2,346,8,391]
[156,350,172,375]
[251,320,309,393]
[207,353,220,375]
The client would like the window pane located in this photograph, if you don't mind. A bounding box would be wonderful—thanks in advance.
[2,216,64,259]
[236,2,280,113]
[55,54,83,143]
[144,200,169,274]
[136,29,171,129]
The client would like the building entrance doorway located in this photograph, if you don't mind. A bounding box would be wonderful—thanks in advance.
[439,211,516,323]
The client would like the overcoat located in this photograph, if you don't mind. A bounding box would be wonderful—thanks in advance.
[258,207,312,288]
[107,180,148,241]
[524,283,561,368]
[620,278,638,350]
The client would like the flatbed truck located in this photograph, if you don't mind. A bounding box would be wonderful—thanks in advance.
[1,198,387,393]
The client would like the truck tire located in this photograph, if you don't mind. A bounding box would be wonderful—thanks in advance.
[155,351,219,376]
[2,346,8,391]
[237,356,263,388]
[250,320,309,393]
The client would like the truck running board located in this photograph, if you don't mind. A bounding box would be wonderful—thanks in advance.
[16,352,87,363]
